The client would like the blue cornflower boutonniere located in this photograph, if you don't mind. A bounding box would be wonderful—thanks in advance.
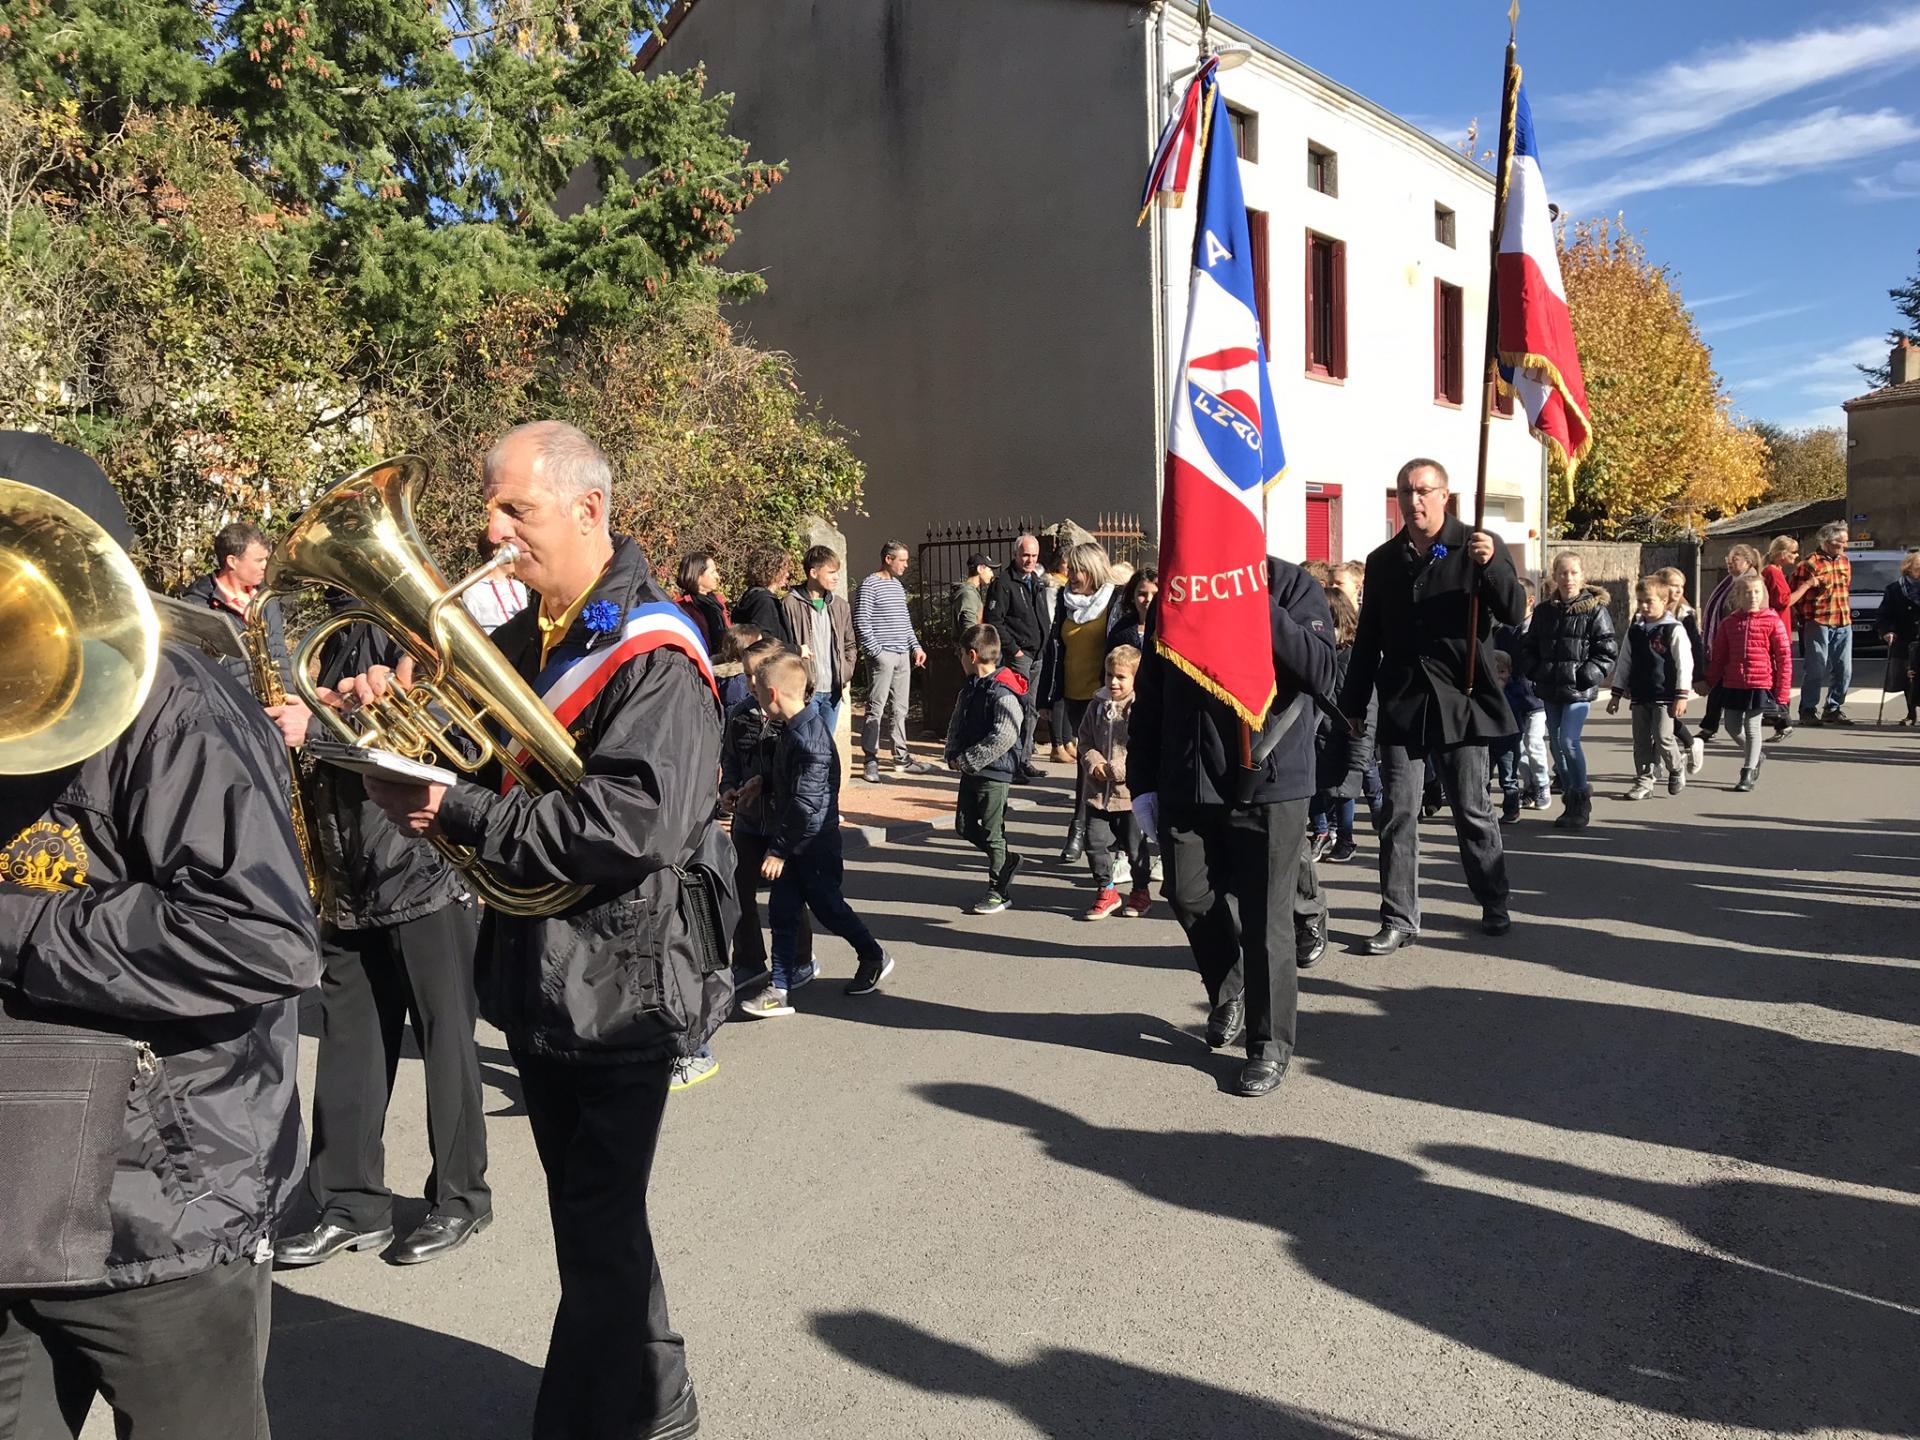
[1430,543,1450,560]
[583,600,623,636]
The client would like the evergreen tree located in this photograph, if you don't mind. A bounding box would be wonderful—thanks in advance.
[1859,247,1920,388]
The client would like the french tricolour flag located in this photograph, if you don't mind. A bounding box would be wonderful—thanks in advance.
[1155,79,1284,727]
[1497,83,1593,481]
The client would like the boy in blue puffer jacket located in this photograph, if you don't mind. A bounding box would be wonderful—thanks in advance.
[738,653,896,1017]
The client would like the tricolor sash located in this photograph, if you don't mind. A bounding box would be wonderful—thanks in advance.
[502,601,717,793]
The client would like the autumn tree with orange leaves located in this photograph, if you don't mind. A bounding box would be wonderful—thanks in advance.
[1554,218,1766,539]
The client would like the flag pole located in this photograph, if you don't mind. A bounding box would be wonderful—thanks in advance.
[1465,1,1522,695]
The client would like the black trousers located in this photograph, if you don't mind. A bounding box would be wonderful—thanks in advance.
[308,901,490,1229]
[1162,797,1311,1064]
[516,1053,685,1440]
[1376,741,1509,933]
[0,1258,272,1439]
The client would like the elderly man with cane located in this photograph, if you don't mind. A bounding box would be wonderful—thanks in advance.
[1341,457,1528,955]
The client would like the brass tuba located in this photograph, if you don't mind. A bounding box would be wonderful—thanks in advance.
[256,456,589,917]
[0,477,160,775]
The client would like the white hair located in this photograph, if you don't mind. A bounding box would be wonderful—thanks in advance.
[485,421,612,522]
[1815,520,1848,547]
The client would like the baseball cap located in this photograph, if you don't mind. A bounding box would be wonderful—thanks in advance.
[966,551,998,572]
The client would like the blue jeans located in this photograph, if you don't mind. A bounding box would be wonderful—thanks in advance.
[768,843,880,990]
[1545,700,1591,793]
[1797,621,1852,717]
[810,693,842,736]
[1309,795,1355,841]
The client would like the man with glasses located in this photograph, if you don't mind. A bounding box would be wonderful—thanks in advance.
[984,532,1049,781]
[1341,458,1528,955]
[1788,521,1855,727]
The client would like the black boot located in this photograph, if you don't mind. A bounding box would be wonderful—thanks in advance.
[1569,789,1593,830]
[1059,826,1085,864]
[1732,767,1755,793]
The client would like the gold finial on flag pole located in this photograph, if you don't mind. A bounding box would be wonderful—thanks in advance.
[1508,0,1520,40]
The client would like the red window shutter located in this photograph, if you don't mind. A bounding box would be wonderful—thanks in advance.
[1302,230,1317,373]
[1247,209,1271,351]
[1306,495,1332,563]
[1332,239,1347,379]
[1387,490,1402,537]
[1433,279,1445,401]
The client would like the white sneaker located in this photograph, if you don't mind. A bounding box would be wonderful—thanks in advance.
[1687,737,1705,774]
[1112,856,1133,890]
[738,988,793,1019]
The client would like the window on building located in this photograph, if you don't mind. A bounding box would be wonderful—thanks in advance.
[1435,203,1456,247]
[1305,231,1347,380]
[1434,279,1464,405]
[1307,143,1338,197]
[1227,104,1258,162]
[1246,209,1271,350]
[1305,485,1342,564]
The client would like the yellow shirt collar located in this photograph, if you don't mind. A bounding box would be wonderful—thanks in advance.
[537,585,599,668]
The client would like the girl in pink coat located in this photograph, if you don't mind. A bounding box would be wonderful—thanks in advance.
[1704,573,1793,793]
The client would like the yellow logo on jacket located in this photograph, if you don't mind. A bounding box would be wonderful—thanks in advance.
[3,822,89,891]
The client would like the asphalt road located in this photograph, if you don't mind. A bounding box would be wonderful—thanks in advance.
[85,705,1920,1438]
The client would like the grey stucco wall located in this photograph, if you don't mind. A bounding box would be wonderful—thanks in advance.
[1847,398,1920,553]
[642,0,1161,568]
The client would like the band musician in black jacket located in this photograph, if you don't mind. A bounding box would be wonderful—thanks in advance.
[1340,458,1527,954]
[1130,556,1335,1098]
[0,435,320,1438]
[273,601,492,1271]
[982,531,1050,779]
[360,421,735,1440]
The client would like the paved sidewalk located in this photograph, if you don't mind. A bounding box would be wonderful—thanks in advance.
[87,704,1920,1439]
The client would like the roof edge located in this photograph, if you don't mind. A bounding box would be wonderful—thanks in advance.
[1163,1,1495,188]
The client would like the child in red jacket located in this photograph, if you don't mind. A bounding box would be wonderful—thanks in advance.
[1704,573,1792,793]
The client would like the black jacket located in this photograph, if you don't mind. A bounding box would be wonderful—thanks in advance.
[0,642,320,1289]
[1316,648,1376,800]
[720,696,778,837]
[767,702,841,859]
[1340,516,1526,749]
[436,537,736,1065]
[311,613,467,930]
[1875,580,1920,647]
[733,586,794,646]
[179,572,291,692]
[1036,586,1126,708]
[1131,557,1336,809]
[983,569,1049,660]
[1524,585,1618,705]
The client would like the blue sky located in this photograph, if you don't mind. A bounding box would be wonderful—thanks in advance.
[1224,0,1919,432]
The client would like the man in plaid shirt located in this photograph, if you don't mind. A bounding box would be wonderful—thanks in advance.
[1790,521,1855,725]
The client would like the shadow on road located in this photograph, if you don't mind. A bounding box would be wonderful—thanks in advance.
[917,1083,1920,1434]
[267,1285,539,1440]
[811,1308,1416,1439]
[1297,977,1920,1193]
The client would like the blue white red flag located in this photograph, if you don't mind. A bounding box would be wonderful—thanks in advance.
[1496,81,1593,492]
[501,601,715,792]
[1137,57,1218,224]
[1154,79,1284,727]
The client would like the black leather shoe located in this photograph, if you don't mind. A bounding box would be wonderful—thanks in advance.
[391,1212,491,1266]
[1361,925,1418,956]
[644,1380,700,1440]
[1481,910,1513,937]
[1204,997,1245,1049]
[1059,831,1085,864]
[1236,1058,1287,1097]
[1295,914,1328,969]
[273,1221,395,1267]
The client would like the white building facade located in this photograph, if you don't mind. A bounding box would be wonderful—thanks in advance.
[633,0,1551,573]
[1151,6,1547,569]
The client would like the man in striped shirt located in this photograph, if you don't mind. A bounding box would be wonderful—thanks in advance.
[855,541,933,783]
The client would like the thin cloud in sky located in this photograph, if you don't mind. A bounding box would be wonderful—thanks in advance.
[1689,289,1759,310]
[1557,107,1920,214]
[1728,335,1890,393]
[1555,12,1920,163]
[1853,158,1920,200]
[1705,304,1818,335]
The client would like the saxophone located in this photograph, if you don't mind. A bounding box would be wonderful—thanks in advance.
[242,606,325,909]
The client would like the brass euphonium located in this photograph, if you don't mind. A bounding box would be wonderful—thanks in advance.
[254,456,590,917]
